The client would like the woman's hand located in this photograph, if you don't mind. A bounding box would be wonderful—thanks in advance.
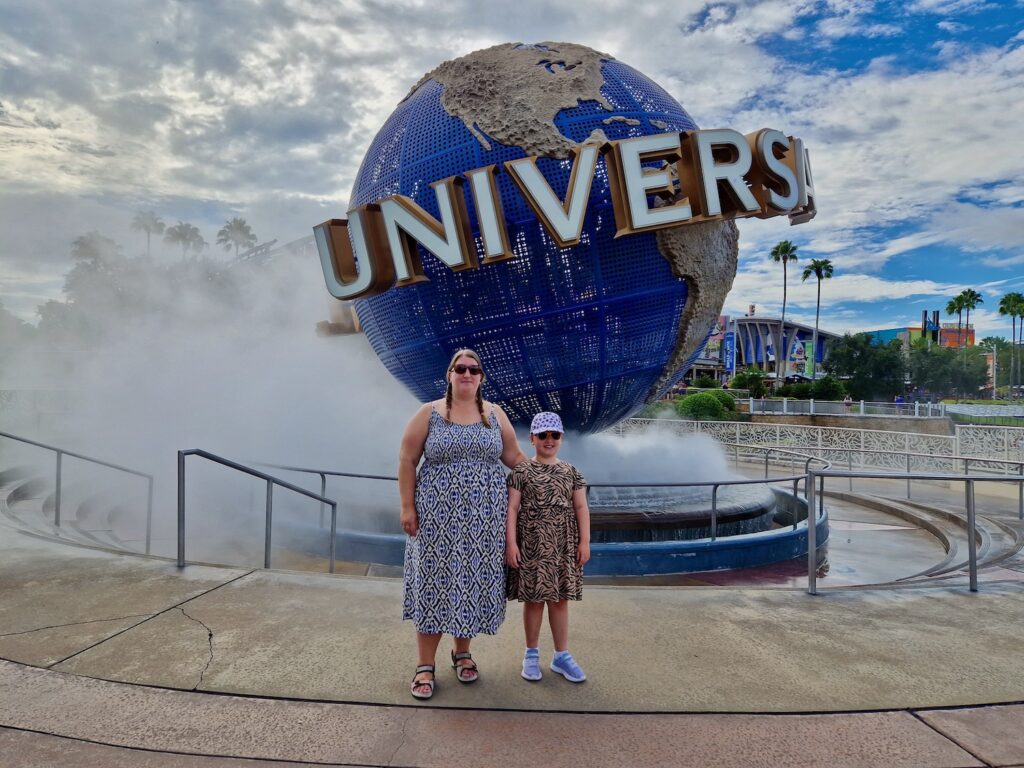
[400,506,418,537]
[576,542,590,567]
[505,540,521,568]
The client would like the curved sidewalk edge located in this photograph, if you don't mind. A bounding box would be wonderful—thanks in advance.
[2,660,1019,768]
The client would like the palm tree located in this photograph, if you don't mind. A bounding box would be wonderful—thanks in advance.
[801,258,833,379]
[131,211,165,260]
[216,217,257,259]
[770,240,799,382]
[958,289,983,369]
[946,294,965,349]
[163,221,206,260]
[1000,292,1024,399]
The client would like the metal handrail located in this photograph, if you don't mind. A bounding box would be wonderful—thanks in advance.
[746,398,946,418]
[798,445,1024,514]
[257,464,397,529]
[806,468,1024,596]
[729,442,1024,520]
[177,449,339,573]
[0,430,155,554]
[264,442,832,543]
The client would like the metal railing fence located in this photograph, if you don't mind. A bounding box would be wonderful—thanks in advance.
[728,443,1024,519]
[0,430,154,554]
[748,398,945,418]
[806,468,1024,596]
[177,449,339,572]
[266,443,831,545]
[265,464,397,529]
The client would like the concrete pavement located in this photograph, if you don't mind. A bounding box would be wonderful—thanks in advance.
[4,490,1024,765]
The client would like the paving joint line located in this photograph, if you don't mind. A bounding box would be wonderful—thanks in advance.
[0,724,382,767]
[908,708,994,768]
[0,614,152,638]
[44,569,257,669]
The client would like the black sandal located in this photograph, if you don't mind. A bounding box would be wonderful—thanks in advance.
[411,664,435,700]
[451,650,479,683]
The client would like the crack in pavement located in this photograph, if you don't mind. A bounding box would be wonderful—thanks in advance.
[177,607,214,692]
[386,709,417,766]
[0,614,153,638]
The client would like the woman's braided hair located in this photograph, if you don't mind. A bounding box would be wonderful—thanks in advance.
[445,348,491,427]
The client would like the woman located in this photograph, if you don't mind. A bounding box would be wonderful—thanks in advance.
[399,348,527,700]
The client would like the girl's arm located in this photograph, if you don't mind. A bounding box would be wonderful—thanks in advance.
[573,486,591,567]
[493,405,528,469]
[505,487,522,568]
[398,404,431,536]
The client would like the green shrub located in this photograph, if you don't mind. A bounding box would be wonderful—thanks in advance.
[789,383,812,399]
[775,384,793,397]
[810,375,845,400]
[693,374,720,388]
[708,389,736,411]
[675,392,728,420]
[729,368,767,398]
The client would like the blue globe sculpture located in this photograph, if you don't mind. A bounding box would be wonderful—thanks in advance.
[349,43,736,432]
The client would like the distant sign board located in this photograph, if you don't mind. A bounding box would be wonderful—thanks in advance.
[723,331,736,373]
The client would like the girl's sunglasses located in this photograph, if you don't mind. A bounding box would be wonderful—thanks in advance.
[452,364,483,376]
[534,431,562,440]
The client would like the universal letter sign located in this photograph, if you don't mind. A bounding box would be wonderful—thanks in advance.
[315,128,815,300]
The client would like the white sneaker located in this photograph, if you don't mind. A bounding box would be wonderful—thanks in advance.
[522,653,542,681]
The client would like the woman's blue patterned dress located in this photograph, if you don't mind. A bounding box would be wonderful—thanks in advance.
[403,407,508,636]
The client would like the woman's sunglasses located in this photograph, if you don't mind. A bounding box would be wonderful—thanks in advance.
[452,364,483,376]
[534,431,562,440]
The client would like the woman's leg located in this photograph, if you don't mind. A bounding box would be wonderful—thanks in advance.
[413,631,442,693]
[523,601,545,648]
[452,635,479,681]
[547,600,569,652]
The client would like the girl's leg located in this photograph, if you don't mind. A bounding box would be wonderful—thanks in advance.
[547,600,569,652]
[523,601,545,648]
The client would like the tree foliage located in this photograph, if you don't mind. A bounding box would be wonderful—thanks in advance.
[33,230,251,347]
[769,240,798,381]
[692,374,720,388]
[729,367,767,398]
[823,333,906,400]
[216,217,257,258]
[810,375,845,400]
[164,221,207,260]
[999,292,1024,399]
[131,211,165,259]
[909,338,988,397]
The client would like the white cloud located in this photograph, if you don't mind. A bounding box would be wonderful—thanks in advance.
[1,0,1022,336]
[908,0,996,12]
[980,253,1024,267]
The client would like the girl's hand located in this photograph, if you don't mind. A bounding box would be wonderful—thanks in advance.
[506,541,521,568]
[577,542,590,567]
[400,507,418,537]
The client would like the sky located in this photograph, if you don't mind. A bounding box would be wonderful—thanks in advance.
[1,0,1023,338]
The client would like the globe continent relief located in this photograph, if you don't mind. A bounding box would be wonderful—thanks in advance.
[349,42,739,433]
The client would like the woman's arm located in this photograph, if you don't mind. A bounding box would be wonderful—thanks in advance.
[505,487,522,568]
[493,405,528,469]
[572,487,591,567]
[398,404,432,536]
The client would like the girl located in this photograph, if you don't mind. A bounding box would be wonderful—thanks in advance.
[505,412,591,683]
